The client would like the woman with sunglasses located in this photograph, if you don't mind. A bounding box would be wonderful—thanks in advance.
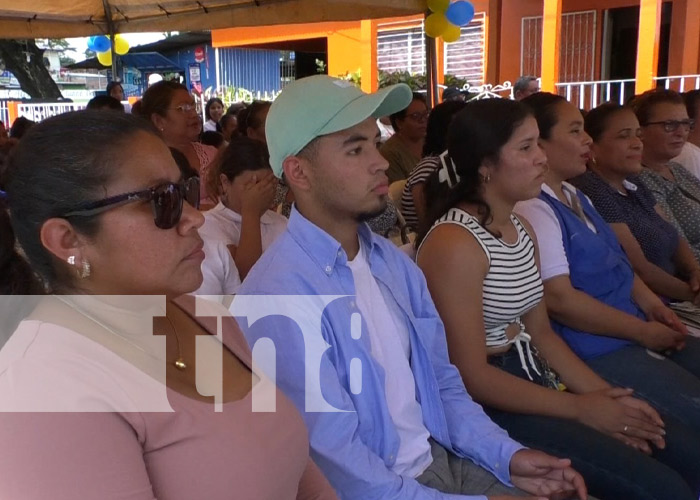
[0,111,337,500]
[141,81,218,209]
[416,99,700,500]
[570,103,700,306]
[631,90,700,261]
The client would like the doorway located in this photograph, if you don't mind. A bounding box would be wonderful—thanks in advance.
[602,2,672,80]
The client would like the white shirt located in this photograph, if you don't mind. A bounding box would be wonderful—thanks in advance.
[674,142,700,180]
[514,182,596,281]
[346,240,432,478]
[203,119,218,132]
[195,239,241,296]
[200,202,288,251]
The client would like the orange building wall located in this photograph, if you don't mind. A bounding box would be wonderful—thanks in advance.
[498,0,699,86]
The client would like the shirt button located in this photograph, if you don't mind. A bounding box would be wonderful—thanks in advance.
[350,301,356,308]
[325,265,332,274]
[494,463,499,469]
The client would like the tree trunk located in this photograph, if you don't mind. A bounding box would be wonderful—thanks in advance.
[0,40,62,99]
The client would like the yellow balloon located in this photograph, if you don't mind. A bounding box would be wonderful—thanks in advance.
[427,0,449,13]
[425,12,449,38]
[114,35,129,56]
[97,50,112,66]
[442,23,462,43]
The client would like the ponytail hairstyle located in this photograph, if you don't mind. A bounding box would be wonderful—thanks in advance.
[521,92,568,140]
[422,99,468,157]
[418,99,533,245]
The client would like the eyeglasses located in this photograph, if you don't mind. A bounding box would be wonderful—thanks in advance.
[171,103,197,114]
[642,119,695,133]
[63,177,200,229]
[406,111,429,122]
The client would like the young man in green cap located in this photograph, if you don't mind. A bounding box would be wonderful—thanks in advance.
[236,75,586,500]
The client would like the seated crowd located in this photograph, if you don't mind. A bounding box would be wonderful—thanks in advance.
[2,75,700,500]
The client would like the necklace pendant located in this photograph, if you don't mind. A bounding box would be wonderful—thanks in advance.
[174,358,187,371]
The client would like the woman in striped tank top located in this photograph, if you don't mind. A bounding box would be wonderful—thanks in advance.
[416,99,700,500]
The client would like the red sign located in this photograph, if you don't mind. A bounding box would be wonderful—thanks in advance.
[194,46,205,63]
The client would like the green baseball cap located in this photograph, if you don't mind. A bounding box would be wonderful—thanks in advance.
[265,75,413,177]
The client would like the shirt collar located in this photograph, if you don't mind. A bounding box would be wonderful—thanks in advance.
[541,181,578,197]
[287,205,378,276]
[622,179,638,192]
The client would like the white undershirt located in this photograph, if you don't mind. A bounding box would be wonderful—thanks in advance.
[196,239,241,297]
[346,240,432,478]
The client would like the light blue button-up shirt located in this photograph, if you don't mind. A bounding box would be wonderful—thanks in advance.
[235,207,524,500]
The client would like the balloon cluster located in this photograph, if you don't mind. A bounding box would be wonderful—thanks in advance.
[88,34,130,67]
[425,0,475,43]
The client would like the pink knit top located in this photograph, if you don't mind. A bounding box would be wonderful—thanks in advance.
[0,296,337,500]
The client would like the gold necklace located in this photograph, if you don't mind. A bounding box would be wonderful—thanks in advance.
[55,295,187,371]
[164,314,187,371]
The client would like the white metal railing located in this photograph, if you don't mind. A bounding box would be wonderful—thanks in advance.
[653,75,700,93]
[555,79,636,109]
[556,75,700,110]
[17,102,86,122]
[0,101,10,127]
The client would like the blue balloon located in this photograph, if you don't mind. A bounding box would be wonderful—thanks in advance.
[92,35,111,53]
[87,36,99,51]
[445,1,475,26]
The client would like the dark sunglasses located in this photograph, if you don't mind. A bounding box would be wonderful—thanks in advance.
[63,177,200,229]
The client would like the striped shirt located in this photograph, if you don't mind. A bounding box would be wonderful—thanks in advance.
[419,207,545,379]
[400,156,440,230]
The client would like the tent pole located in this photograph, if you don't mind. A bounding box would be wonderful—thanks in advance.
[425,26,438,108]
[101,0,118,80]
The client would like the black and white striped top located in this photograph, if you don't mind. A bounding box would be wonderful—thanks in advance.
[400,156,440,230]
[419,207,544,351]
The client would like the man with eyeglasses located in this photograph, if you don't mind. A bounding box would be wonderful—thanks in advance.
[673,90,700,180]
[380,92,428,183]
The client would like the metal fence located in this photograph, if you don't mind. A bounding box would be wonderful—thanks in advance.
[0,100,10,127]
[556,74,700,110]
[17,102,86,122]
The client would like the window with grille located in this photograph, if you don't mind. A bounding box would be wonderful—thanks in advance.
[444,12,486,85]
[521,10,597,82]
[377,22,426,74]
[376,14,486,84]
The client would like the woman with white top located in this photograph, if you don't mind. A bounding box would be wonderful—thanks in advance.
[203,98,225,133]
[201,136,287,279]
[417,98,700,500]
[514,92,700,438]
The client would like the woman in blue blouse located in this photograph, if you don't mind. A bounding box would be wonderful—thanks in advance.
[571,103,700,304]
